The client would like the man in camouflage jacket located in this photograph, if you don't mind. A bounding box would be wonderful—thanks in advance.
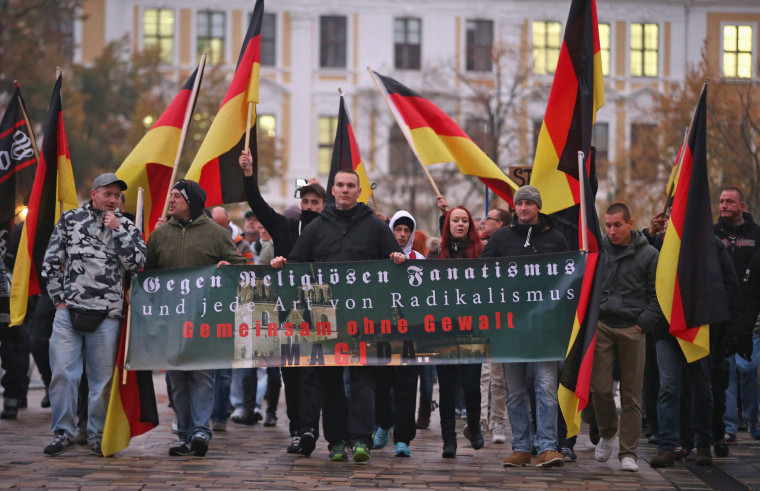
[41,173,146,457]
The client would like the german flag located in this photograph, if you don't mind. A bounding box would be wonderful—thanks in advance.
[558,154,604,437]
[10,75,77,326]
[326,95,373,204]
[116,67,202,237]
[185,0,263,205]
[530,0,605,215]
[102,300,159,457]
[372,71,518,205]
[0,82,37,258]
[656,83,726,362]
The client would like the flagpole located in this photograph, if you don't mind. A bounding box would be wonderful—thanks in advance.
[161,54,207,220]
[367,67,444,198]
[122,186,144,384]
[244,102,254,151]
[55,66,64,219]
[663,126,690,213]
[13,81,41,164]
[578,151,588,252]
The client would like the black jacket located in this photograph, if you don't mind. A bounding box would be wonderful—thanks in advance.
[481,214,569,258]
[288,203,402,262]
[714,212,760,278]
[598,230,663,332]
[243,175,319,258]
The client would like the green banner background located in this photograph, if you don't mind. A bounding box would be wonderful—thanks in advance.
[126,251,586,370]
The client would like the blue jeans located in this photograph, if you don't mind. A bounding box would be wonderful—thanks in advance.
[724,333,760,434]
[169,369,214,442]
[655,338,712,450]
[49,308,120,443]
[503,361,559,453]
[230,368,266,410]
[211,369,232,422]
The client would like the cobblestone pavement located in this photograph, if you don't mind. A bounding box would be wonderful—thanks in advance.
[2,373,759,490]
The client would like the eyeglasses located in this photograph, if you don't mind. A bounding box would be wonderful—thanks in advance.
[485,216,502,222]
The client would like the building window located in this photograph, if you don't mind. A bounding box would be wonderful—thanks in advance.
[466,19,493,72]
[723,24,754,79]
[318,116,338,175]
[261,13,276,66]
[258,114,276,138]
[598,23,611,76]
[592,122,609,175]
[143,8,175,64]
[630,22,658,77]
[197,10,225,64]
[320,16,347,68]
[532,21,562,75]
[394,18,421,70]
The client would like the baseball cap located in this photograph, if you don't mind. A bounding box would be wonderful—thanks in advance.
[298,183,327,202]
[92,173,127,191]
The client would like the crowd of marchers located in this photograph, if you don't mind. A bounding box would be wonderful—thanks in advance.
[1,151,758,472]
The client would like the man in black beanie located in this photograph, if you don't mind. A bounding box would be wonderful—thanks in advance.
[145,179,246,457]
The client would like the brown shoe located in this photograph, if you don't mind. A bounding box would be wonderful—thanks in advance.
[536,449,565,468]
[503,451,532,467]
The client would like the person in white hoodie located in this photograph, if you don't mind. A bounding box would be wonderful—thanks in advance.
[372,210,425,457]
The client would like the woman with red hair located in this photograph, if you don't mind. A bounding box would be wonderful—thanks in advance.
[428,200,484,458]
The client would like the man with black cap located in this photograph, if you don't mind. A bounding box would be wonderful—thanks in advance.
[239,149,327,453]
[146,179,246,458]
[481,185,569,469]
[41,173,147,457]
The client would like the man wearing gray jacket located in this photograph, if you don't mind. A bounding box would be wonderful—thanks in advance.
[42,173,147,457]
[591,203,663,472]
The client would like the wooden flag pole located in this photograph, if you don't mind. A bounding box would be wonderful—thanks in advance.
[161,53,207,220]
[244,101,254,151]
[578,151,588,252]
[122,186,144,384]
[13,81,41,164]
[367,67,443,198]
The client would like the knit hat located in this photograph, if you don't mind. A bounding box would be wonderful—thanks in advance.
[513,185,542,209]
[172,179,207,221]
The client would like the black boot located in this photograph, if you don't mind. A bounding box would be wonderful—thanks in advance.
[442,440,457,458]
[695,446,713,466]
[40,387,50,408]
[231,374,258,425]
[416,398,431,429]
[1,398,19,419]
[650,449,675,468]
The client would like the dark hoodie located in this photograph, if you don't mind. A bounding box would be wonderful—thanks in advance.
[481,213,569,258]
[288,202,401,263]
[243,175,319,258]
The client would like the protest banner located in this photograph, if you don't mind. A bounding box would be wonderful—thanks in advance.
[127,251,587,370]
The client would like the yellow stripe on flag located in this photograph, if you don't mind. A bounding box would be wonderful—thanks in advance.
[354,161,373,204]
[655,221,679,321]
[57,156,78,212]
[558,384,581,438]
[101,365,130,456]
[677,326,710,363]
[247,62,260,103]
[186,92,253,181]
[9,229,31,327]
[530,122,575,215]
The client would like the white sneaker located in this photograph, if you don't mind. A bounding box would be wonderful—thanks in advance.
[492,424,507,444]
[594,436,614,462]
[620,456,638,472]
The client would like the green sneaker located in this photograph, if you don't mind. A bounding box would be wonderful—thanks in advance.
[328,441,348,462]
[352,442,371,463]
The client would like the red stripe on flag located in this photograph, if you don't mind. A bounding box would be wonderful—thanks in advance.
[0,158,36,185]
[388,93,469,138]
[347,121,362,170]
[222,34,261,106]
[670,149,694,235]
[575,332,597,409]
[145,163,174,230]
[199,159,223,205]
[0,120,25,139]
[152,88,193,129]
[543,44,579,155]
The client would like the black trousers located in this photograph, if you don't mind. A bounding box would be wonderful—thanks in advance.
[375,366,419,444]
[437,364,481,444]
[28,294,54,387]
[299,366,376,448]
[0,324,30,399]
[281,367,300,436]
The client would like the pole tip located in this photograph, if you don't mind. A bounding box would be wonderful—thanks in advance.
[13,80,19,88]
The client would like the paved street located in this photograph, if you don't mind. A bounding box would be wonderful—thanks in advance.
[1,373,759,490]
